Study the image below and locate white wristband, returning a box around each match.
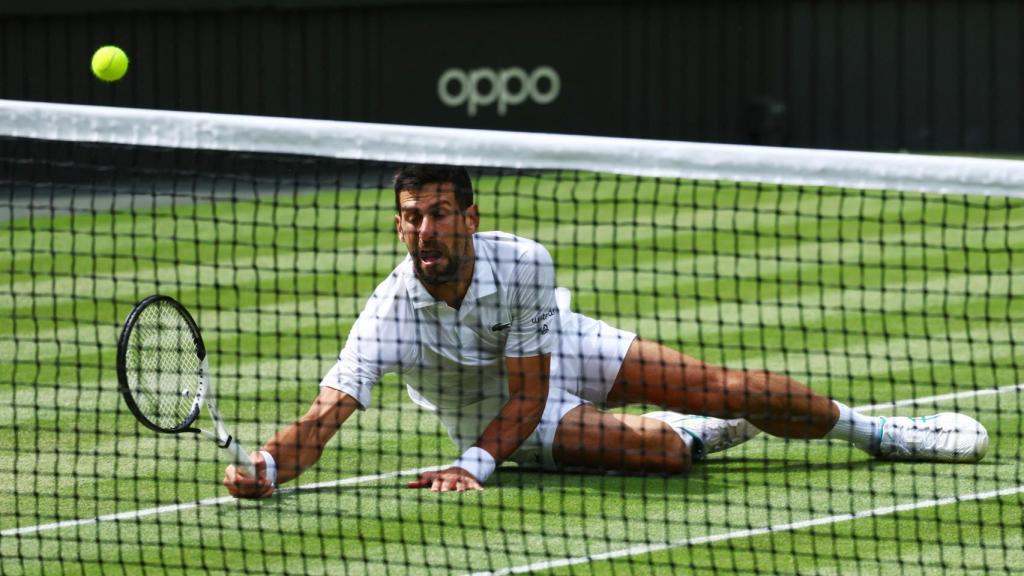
[260,450,278,487]
[452,447,497,483]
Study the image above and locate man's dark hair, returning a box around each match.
[393,164,474,212]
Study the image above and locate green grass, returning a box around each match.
[1,171,1023,574]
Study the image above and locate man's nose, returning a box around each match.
[418,215,438,239]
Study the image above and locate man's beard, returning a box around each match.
[414,254,460,285]
[412,244,465,286]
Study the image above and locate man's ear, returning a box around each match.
[395,213,405,242]
[465,205,480,234]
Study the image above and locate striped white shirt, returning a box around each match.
[320,232,559,417]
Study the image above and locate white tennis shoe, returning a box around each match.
[874,413,989,463]
[643,412,761,460]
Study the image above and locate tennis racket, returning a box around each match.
[117,294,257,477]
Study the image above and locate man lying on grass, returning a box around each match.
[225,164,988,497]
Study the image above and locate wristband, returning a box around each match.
[260,450,278,487]
[452,447,497,483]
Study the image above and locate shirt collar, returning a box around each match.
[400,258,436,309]
[467,246,497,302]
[400,235,496,310]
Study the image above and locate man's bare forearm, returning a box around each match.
[471,354,551,465]
[473,394,547,464]
[263,388,359,484]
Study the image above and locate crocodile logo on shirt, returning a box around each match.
[490,322,512,332]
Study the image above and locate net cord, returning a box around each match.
[2,98,1023,197]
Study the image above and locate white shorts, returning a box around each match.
[440,288,637,470]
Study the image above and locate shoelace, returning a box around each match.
[703,420,754,451]
[725,421,752,443]
[885,421,951,456]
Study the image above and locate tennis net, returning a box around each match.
[2,99,1023,575]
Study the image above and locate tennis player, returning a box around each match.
[224,165,989,497]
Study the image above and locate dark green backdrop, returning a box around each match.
[3,0,1019,152]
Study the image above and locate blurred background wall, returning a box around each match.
[2,0,1020,152]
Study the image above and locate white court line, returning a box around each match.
[3,381,1021,539]
[477,484,1024,576]
[0,464,442,538]
[855,382,1024,413]
[474,381,1024,575]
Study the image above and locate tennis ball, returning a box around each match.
[91,45,129,82]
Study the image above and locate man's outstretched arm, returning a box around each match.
[408,354,550,492]
[223,387,360,498]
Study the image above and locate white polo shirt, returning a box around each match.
[320,231,560,419]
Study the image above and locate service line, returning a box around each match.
[477,484,1024,575]
[474,381,1024,575]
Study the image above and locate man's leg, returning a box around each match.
[551,404,692,474]
[605,337,839,438]
[603,338,989,462]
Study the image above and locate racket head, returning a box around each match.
[117,295,208,434]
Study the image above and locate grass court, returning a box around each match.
[2,170,1022,574]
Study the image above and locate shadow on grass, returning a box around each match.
[268,466,727,500]
[479,455,885,496]
[266,452,998,504]
[700,456,882,475]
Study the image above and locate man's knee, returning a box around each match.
[627,419,694,475]
[552,407,693,475]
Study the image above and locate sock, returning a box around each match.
[675,428,696,454]
[825,402,882,453]
[669,424,704,461]
[645,412,704,461]
[678,429,705,461]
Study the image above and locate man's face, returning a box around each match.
[396,183,479,286]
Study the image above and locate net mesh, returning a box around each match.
[2,100,1023,575]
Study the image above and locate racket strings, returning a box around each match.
[126,302,203,431]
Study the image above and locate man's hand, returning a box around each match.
[223,452,275,499]
[406,467,483,492]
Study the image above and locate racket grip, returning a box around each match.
[224,437,258,479]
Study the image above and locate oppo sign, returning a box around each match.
[437,66,561,117]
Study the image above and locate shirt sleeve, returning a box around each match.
[504,241,559,358]
[319,292,403,410]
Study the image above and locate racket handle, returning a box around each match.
[224,437,258,479]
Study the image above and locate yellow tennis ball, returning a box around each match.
[91,45,129,82]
